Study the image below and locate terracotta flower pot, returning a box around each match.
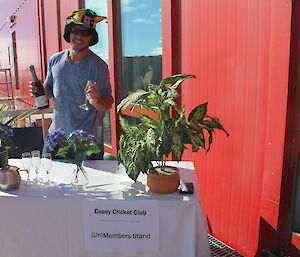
[147,166,180,194]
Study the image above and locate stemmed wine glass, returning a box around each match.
[79,80,95,111]
[31,150,42,184]
[41,153,53,186]
[21,152,32,184]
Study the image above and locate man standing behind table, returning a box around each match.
[29,9,113,159]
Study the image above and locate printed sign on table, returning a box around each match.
[83,199,159,251]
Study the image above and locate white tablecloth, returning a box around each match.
[0,160,211,257]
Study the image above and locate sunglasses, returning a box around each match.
[71,28,92,36]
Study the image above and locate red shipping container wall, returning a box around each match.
[166,0,292,256]
[0,0,41,107]
[0,0,296,256]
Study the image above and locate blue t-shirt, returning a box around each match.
[45,50,111,141]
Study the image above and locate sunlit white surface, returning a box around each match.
[0,160,211,257]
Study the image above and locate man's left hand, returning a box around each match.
[86,81,100,106]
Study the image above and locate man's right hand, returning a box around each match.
[29,81,37,96]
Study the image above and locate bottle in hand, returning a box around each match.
[29,65,49,109]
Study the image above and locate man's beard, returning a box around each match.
[70,40,89,52]
[72,46,88,52]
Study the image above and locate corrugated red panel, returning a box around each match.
[43,0,61,69]
[59,0,80,51]
[0,0,41,106]
[174,0,292,256]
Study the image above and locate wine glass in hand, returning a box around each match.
[42,153,53,186]
[79,80,94,111]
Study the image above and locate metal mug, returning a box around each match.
[0,166,28,191]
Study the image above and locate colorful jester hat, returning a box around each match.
[63,8,107,46]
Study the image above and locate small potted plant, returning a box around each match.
[0,103,36,191]
[117,74,229,194]
[0,103,35,169]
[46,128,100,189]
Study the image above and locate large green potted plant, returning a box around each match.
[117,74,229,193]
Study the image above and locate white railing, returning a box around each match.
[4,107,53,141]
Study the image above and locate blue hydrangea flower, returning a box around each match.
[0,124,13,139]
[87,134,96,142]
[46,128,100,164]
[67,129,96,145]
[72,130,85,136]
[46,128,66,151]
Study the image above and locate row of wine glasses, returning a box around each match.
[21,151,53,185]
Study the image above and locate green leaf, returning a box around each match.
[117,90,148,113]
[171,132,184,160]
[0,103,11,124]
[138,113,159,130]
[200,120,220,128]
[187,122,203,132]
[205,116,230,136]
[189,133,204,152]
[159,127,173,158]
[85,147,101,156]
[148,84,160,92]
[117,125,153,182]
[56,145,71,158]
[163,99,177,107]
[206,130,214,152]
[0,102,37,126]
[119,116,128,130]
[119,116,140,135]
[188,103,208,122]
[145,128,156,152]
[160,74,196,88]
[175,107,186,127]
[73,151,86,166]
[166,88,179,99]
[201,125,214,134]
[7,109,37,125]
[144,93,160,108]
[125,163,140,182]
[171,75,196,89]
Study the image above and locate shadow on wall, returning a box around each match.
[205,216,299,256]
[291,159,300,234]
[255,218,299,257]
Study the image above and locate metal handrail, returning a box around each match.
[0,68,14,99]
